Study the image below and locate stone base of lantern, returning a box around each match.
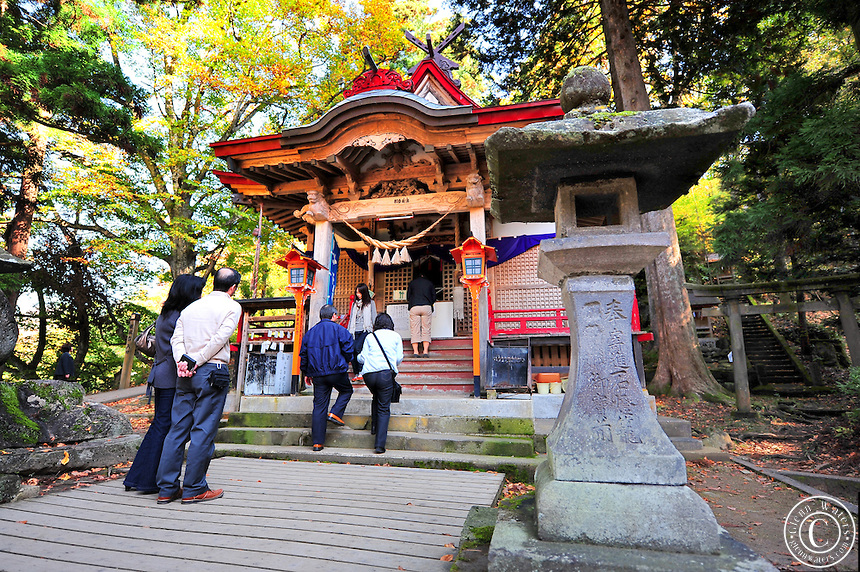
[534,460,721,554]
[489,492,778,572]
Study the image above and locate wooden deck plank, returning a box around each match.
[20,494,464,537]
[0,551,123,572]
[0,517,441,571]
[0,504,454,560]
[0,458,500,572]
[39,488,468,529]
[2,494,456,543]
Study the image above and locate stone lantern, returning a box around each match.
[484,68,773,570]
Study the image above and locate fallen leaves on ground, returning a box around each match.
[657,394,859,477]
[502,481,535,499]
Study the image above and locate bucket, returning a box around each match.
[535,382,550,394]
[549,382,563,394]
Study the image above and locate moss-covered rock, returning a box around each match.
[1,380,132,448]
[0,382,42,447]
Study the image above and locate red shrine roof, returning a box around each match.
[211,58,562,159]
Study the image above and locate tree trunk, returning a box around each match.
[3,127,46,309]
[598,0,650,112]
[642,207,724,396]
[599,1,720,396]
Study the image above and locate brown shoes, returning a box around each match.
[181,488,224,504]
[156,489,183,504]
[327,413,345,426]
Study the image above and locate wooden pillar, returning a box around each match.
[308,220,333,328]
[725,298,751,414]
[229,311,251,412]
[834,290,860,367]
[119,313,140,390]
[469,207,489,388]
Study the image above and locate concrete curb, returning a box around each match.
[731,456,858,515]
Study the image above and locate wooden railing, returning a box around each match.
[489,307,569,338]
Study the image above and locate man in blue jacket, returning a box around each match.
[299,304,354,451]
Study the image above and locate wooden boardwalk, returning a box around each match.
[0,457,504,571]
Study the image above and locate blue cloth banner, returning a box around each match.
[327,236,339,305]
[486,233,555,267]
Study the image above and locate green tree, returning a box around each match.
[42,0,408,278]
[714,64,860,281]
[0,0,151,309]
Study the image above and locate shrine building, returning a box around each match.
[211,37,590,396]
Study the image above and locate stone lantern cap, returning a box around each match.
[486,103,755,223]
[0,247,31,274]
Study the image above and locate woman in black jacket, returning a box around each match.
[124,274,205,493]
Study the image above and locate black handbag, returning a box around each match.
[371,332,402,403]
[134,323,156,357]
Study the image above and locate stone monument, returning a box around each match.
[484,68,776,570]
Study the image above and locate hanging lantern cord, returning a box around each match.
[343,206,455,251]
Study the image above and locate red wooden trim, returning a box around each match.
[410,59,478,107]
[488,302,652,340]
[210,133,281,157]
[473,100,564,125]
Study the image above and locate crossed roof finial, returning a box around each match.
[404,23,465,87]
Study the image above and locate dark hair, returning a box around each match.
[61,342,72,353]
[213,267,241,292]
[373,312,395,331]
[320,304,337,320]
[355,283,371,307]
[162,274,206,315]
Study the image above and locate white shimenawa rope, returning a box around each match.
[342,207,454,250]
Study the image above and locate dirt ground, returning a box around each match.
[688,459,858,571]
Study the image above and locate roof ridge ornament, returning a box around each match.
[344,47,414,98]
[405,23,465,87]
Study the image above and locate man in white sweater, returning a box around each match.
[156,268,242,505]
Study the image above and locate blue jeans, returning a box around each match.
[124,387,175,492]
[364,370,395,450]
[351,331,368,375]
[156,363,229,497]
[311,372,353,446]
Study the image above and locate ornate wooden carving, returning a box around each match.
[465,172,485,208]
[329,192,468,222]
[293,189,331,224]
[344,69,413,98]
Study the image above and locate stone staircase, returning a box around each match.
[741,315,808,391]
[218,410,536,457]
[366,337,474,392]
[215,394,721,480]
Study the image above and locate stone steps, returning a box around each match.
[740,315,806,388]
[216,426,537,457]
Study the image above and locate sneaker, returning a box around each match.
[351,375,363,383]
[181,488,224,504]
[327,413,345,426]
[156,489,183,504]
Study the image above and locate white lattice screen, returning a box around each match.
[490,246,564,330]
